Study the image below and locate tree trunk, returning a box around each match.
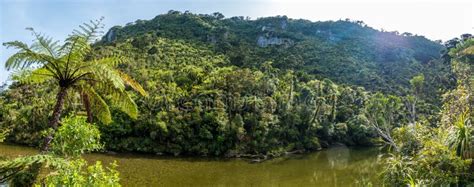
[40,87,68,153]
[286,78,293,111]
[330,95,337,122]
[310,100,322,125]
[81,91,93,123]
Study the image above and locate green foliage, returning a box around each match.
[365,93,405,150]
[0,12,459,160]
[89,36,385,156]
[1,11,472,186]
[2,34,394,156]
[40,159,120,187]
[392,123,427,156]
[101,11,451,99]
[2,18,147,127]
[0,129,8,142]
[381,36,474,186]
[446,112,472,159]
[0,154,120,187]
[0,114,120,186]
[409,74,424,95]
[51,116,103,157]
[0,154,64,185]
[382,154,415,186]
[441,38,473,160]
[0,82,55,145]
[382,127,472,186]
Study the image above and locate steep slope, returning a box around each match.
[100,11,452,96]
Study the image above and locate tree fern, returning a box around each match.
[3,18,148,151]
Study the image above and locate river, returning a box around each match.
[0,143,382,186]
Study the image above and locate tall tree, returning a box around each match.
[406,74,424,123]
[3,18,148,152]
[365,93,404,151]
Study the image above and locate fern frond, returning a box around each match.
[89,55,147,96]
[3,41,62,76]
[116,70,148,97]
[92,83,139,120]
[83,86,112,124]
[3,40,30,51]
[85,62,125,91]
[26,27,61,58]
[72,17,104,43]
[4,52,41,70]
[61,36,91,68]
[3,41,46,69]
[93,55,129,66]
[0,154,67,183]
[112,90,139,119]
[11,68,54,84]
[63,49,127,81]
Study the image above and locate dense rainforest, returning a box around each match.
[0,11,473,186]
[0,11,454,156]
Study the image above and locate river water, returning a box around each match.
[0,143,382,186]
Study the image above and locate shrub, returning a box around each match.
[40,159,120,187]
[51,116,103,157]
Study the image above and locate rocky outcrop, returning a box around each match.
[103,26,121,43]
[257,36,294,47]
[280,19,287,29]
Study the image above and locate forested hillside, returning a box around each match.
[100,11,452,96]
[0,11,458,157]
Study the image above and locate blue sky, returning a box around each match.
[1,0,473,83]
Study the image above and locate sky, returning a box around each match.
[0,0,473,83]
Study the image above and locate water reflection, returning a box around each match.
[326,145,350,169]
[0,143,381,186]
